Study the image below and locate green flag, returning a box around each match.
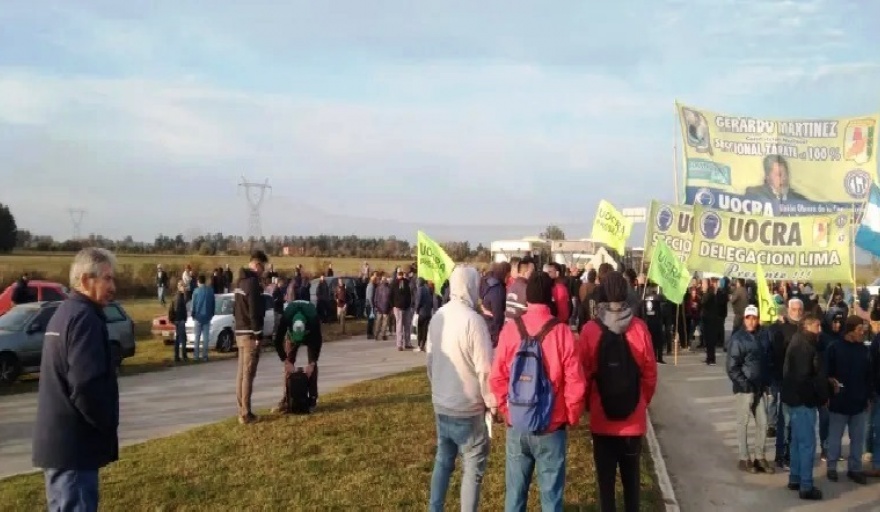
[417,230,456,295]
[648,238,690,304]
[756,262,778,324]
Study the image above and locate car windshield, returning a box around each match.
[217,297,233,315]
[0,307,36,331]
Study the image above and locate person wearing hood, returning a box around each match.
[578,271,657,512]
[781,315,828,500]
[824,316,872,485]
[414,278,434,352]
[817,308,845,460]
[490,271,586,511]
[480,263,508,348]
[232,250,268,425]
[726,305,775,475]
[426,266,496,512]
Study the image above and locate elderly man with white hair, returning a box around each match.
[768,297,804,470]
[32,247,120,512]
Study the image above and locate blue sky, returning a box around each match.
[1,0,879,244]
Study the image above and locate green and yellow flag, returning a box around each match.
[647,238,690,304]
[590,200,633,254]
[755,262,777,324]
[417,231,455,295]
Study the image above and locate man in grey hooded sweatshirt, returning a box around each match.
[426,266,496,512]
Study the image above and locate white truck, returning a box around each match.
[490,238,552,267]
[549,239,621,270]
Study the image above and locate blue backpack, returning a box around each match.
[508,317,560,434]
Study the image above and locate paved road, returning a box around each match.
[652,345,880,511]
[0,336,425,480]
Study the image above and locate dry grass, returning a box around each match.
[0,369,663,511]
[0,253,412,298]
[0,298,366,396]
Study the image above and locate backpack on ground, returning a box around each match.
[286,367,312,414]
[508,317,560,434]
[594,320,641,420]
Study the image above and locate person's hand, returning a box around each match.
[830,378,841,394]
[284,360,295,374]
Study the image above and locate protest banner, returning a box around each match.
[687,205,853,282]
[417,231,455,295]
[645,200,694,263]
[590,200,632,254]
[677,102,878,216]
[647,238,690,304]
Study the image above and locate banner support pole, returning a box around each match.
[672,102,682,365]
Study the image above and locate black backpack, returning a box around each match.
[594,320,641,420]
[287,369,312,414]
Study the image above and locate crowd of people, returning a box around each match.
[25,245,880,511]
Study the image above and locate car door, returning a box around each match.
[103,303,135,352]
[20,306,57,367]
[262,294,274,336]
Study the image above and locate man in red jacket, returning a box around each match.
[490,271,586,511]
[548,262,571,324]
[579,271,658,512]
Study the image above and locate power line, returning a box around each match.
[238,176,272,242]
[67,208,87,240]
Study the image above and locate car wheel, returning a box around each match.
[216,330,234,353]
[0,353,22,385]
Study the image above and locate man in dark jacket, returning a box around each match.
[11,273,33,305]
[769,298,803,467]
[33,248,119,512]
[481,263,507,347]
[233,250,268,424]
[643,283,667,364]
[817,309,844,460]
[701,278,723,366]
[726,305,774,474]
[415,278,434,351]
[505,257,535,320]
[824,316,872,484]
[867,331,880,478]
[390,269,413,350]
[272,299,322,413]
[781,315,827,500]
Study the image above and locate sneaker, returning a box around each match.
[847,471,867,485]
[756,459,775,474]
[820,449,828,461]
[827,470,838,482]
[787,483,800,491]
[799,488,823,500]
[413,347,422,352]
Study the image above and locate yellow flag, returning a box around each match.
[590,200,633,254]
[756,263,777,324]
[417,231,456,295]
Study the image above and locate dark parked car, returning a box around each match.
[310,277,358,321]
[0,301,136,384]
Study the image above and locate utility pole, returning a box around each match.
[238,177,271,243]
[68,208,87,241]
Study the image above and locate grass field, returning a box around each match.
[0,253,414,298]
[0,369,663,510]
[0,298,366,396]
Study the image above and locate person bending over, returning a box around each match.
[272,299,323,413]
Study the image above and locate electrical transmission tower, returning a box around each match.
[238,177,271,241]
[68,208,87,240]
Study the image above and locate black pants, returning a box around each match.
[365,304,375,338]
[704,321,721,364]
[417,313,431,350]
[593,434,642,512]
[648,325,665,362]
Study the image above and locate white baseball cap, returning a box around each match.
[744,305,759,318]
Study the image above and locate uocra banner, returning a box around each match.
[677,102,878,217]
[687,205,853,282]
[645,200,693,263]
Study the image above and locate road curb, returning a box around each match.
[646,410,680,512]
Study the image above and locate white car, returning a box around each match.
[866,278,880,298]
[184,293,276,353]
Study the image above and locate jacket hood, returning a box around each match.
[597,302,633,334]
[449,266,479,308]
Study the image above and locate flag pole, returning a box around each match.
[852,205,858,292]
[673,102,682,366]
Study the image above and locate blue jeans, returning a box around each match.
[788,406,817,491]
[44,468,99,512]
[429,413,490,512]
[194,321,210,361]
[770,389,791,461]
[157,286,165,305]
[174,321,187,361]
[827,411,867,473]
[872,400,880,470]
[819,405,830,452]
[505,428,567,512]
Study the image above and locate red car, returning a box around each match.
[151,313,176,344]
[0,280,69,316]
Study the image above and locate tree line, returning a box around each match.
[2,203,491,261]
